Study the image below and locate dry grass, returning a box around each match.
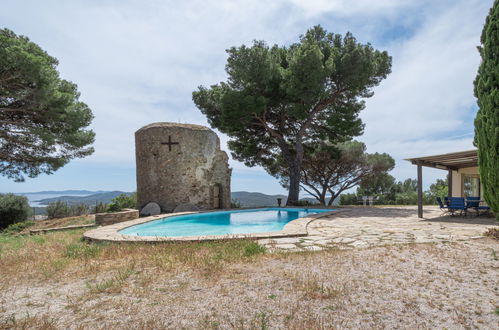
[20,215,95,233]
[485,227,499,240]
[0,229,266,285]
[0,229,498,329]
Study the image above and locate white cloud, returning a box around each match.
[289,0,414,18]
[358,0,490,186]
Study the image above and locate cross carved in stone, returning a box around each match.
[161,135,179,151]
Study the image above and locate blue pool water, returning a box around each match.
[119,208,333,237]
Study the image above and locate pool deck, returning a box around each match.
[258,206,498,251]
[83,206,497,250]
[82,209,339,242]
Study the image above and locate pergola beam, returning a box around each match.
[410,160,458,171]
[406,150,478,170]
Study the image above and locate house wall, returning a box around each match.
[451,166,480,197]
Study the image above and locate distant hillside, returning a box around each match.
[22,190,107,195]
[231,191,338,207]
[231,191,288,207]
[30,190,335,208]
[35,191,131,205]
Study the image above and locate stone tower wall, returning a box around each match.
[135,122,231,212]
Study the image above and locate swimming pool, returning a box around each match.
[119,208,333,237]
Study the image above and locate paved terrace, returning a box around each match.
[258,206,498,251]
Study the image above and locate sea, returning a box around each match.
[16,193,91,207]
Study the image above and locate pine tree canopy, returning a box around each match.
[193,25,391,204]
[0,29,95,182]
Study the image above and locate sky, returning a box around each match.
[0,0,493,194]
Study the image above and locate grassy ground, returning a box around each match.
[0,226,498,329]
[20,215,96,233]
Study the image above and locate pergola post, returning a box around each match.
[448,169,453,197]
[417,163,423,218]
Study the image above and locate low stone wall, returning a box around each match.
[95,209,139,226]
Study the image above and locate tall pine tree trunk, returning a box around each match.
[319,186,328,206]
[287,162,301,206]
[284,142,304,206]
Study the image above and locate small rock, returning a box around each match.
[140,202,161,216]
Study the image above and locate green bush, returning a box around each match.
[93,202,108,214]
[231,199,241,208]
[46,201,92,219]
[46,201,70,219]
[70,203,90,216]
[107,193,137,212]
[1,221,35,234]
[0,193,31,229]
[340,193,358,205]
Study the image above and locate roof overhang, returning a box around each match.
[405,149,478,171]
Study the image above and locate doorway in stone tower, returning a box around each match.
[211,183,223,209]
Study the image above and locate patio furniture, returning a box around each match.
[466,196,491,216]
[448,197,467,216]
[477,204,491,216]
[466,196,480,216]
[436,197,450,215]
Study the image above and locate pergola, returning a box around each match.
[405,149,478,218]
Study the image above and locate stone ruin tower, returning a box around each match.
[135,122,231,213]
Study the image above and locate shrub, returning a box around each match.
[107,193,137,212]
[0,193,31,229]
[394,191,418,205]
[1,221,35,234]
[340,193,358,205]
[46,201,70,219]
[70,203,90,216]
[231,199,241,208]
[92,202,108,214]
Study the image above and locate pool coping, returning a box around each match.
[82,208,340,243]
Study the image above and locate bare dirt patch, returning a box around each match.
[19,215,95,234]
[0,233,497,329]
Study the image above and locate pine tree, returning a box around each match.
[474,0,499,218]
[193,26,391,205]
[0,29,95,182]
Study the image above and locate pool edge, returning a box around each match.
[82,208,341,243]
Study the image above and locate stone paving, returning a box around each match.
[258,206,498,251]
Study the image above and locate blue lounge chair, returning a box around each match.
[466,196,490,216]
[436,197,450,215]
[448,197,467,216]
[477,205,491,215]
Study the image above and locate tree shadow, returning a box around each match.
[339,206,419,218]
[421,213,498,226]
[340,206,498,225]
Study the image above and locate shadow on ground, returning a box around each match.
[422,214,497,225]
[340,206,497,225]
[338,207,418,218]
